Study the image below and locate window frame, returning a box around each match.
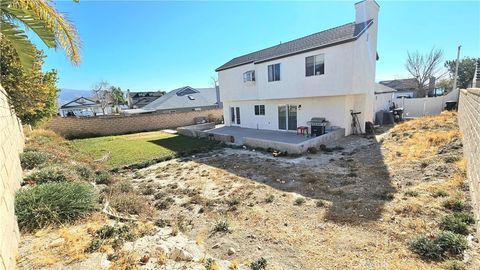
[254,105,265,116]
[305,54,325,77]
[243,70,255,82]
[268,63,281,82]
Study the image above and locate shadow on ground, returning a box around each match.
[193,136,395,224]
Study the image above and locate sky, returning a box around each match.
[33,0,480,92]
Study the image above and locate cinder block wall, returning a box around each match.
[0,86,24,270]
[44,109,223,138]
[458,88,480,237]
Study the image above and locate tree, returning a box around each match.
[0,39,59,125]
[405,48,443,97]
[444,57,479,89]
[91,81,112,115]
[0,0,81,72]
[110,86,126,106]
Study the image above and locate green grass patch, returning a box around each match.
[71,131,221,168]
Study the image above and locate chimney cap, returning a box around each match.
[355,0,380,8]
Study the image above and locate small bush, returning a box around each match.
[20,150,50,170]
[294,197,306,205]
[213,220,231,233]
[28,165,76,183]
[250,257,267,270]
[404,190,419,197]
[86,239,102,252]
[432,190,449,198]
[141,185,155,195]
[445,261,466,270]
[15,182,97,231]
[440,214,470,235]
[72,164,93,180]
[443,199,465,212]
[94,170,111,185]
[409,232,467,261]
[316,200,327,207]
[226,197,240,207]
[265,194,274,203]
[110,192,151,215]
[155,197,174,210]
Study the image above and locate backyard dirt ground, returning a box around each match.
[17,112,479,270]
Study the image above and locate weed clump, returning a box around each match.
[294,197,306,205]
[15,182,97,231]
[74,164,94,180]
[20,150,50,170]
[404,190,419,197]
[250,257,267,270]
[265,194,274,203]
[443,199,466,212]
[409,231,467,261]
[28,165,75,183]
[440,212,474,235]
[214,220,231,233]
[432,190,449,198]
[94,170,111,184]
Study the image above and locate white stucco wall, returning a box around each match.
[217,0,379,135]
[375,92,394,112]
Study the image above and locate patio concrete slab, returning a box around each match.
[206,126,323,145]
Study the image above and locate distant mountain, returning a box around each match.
[58,88,92,106]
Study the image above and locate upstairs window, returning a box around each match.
[254,105,265,115]
[243,70,255,82]
[306,54,325,76]
[268,63,281,82]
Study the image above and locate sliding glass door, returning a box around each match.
[278,105,297,131]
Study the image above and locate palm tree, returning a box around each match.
[0,0,81,71]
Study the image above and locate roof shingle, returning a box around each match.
[215,20,373,71]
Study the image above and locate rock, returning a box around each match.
[227,247,236,255]
[140,254,150,264]
[48,237,65,248]
[170,247,193,261]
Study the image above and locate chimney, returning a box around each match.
[355,0,379,24]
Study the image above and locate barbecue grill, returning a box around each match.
[307,117,329,136]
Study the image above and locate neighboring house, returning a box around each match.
[59,96,113,117]
[379,78,418,98]
[374,83,397,112]
[127,91,165,109]
[215,0,379,135]
[379,77,442,98]
[123,86,220,115]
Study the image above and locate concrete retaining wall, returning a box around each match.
[458,88,480,237]
[0,86,24,270]
[177,123,234,143]
[244,128,345,154]
[44,109,223,139]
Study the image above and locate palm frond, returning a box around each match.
[11,0,81,65]
[0,20,36,71]
[2,6,56,48]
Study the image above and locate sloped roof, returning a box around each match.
[374,83,397,94]
[215,20,373,71]
[379,78,417,91]
[141,86,217,111]
[60,97,98,109]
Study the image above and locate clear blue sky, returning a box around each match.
[34,0,480,92]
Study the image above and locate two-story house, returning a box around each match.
[216,0,379,135]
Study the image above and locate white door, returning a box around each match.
[230,107,241,126]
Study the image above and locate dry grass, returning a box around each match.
[107,251,139,270]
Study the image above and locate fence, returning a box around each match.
[458,88,480,237]
[43,108,223,139]
[400,89,458,118]
[0,86,24,270]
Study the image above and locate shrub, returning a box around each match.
[443,199,465,212]
[15,182,97,231]
[141,185,155,195]
[155,197,174,210]
[265,194,274,203]
[440,215,469,235]
[445,261,466,270]
[74,164,94,180]
[20,150,50,170]
[409,232,467,261]
[404,190,419,197]
[94,170,111,185]
[250,257,267,270]
[213,220,231,233]
[110,192,151,216]
[28,165,76,183]
[294,197,306,205]
[432,190,449,198]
